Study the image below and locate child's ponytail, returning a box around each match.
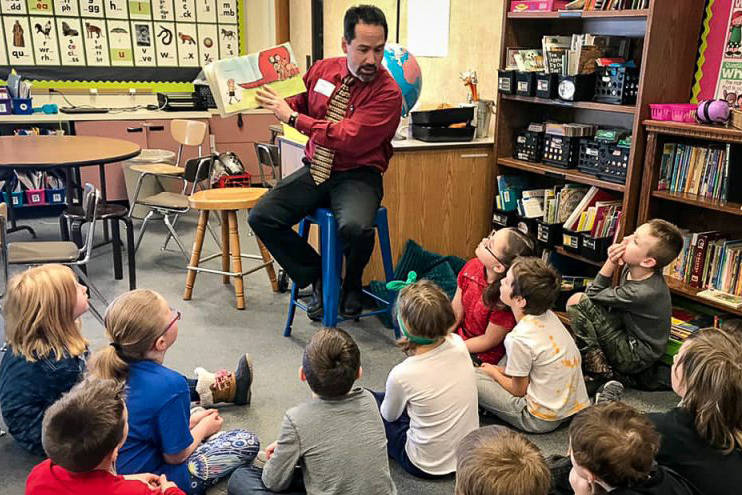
[88,289,169,382]
[483,228,535,308]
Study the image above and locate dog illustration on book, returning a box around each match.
[238,45,300,90]
[179,32,196,44]
[85,23,102,39]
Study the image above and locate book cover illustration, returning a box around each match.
[204,43,305,116]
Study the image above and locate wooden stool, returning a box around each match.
[183,188,278,309]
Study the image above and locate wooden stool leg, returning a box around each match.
[256,236,279,292]
[227,210,245,310]
[221,210,230,284]
[183,210,209,301]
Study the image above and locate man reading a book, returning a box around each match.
[251,5,402,320]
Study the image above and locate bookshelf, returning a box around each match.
[637,119,742,319]
[492,0,705,272]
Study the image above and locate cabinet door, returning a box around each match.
[364,147,495,283]
[209,113,277,143]
[74,120,147,201]
[144,119,210,164]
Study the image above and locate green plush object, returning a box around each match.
[369,240,466,328]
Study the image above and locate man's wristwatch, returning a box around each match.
[287,111,299,128]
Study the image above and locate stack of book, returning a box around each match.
[656,143,731,200]
[670,317,700,342]
[517,189,548,218]
[575,200,622,237]
[562,186,618,232]
[666,230,742,296]
[543,184,588,224]
[495,175,529,212]
[541,34,631,76]
[587,0,649,9]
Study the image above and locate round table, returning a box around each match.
[0,135,141,236]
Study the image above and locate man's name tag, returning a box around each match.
[314,79,336,97]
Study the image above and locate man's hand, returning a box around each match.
[123,473,160,488]
[265,441,278,460]
[255,86,293,123]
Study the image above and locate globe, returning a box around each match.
[382,44,422,117]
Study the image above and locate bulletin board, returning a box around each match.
[0,0,245,90]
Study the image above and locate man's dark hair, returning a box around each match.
[42,377,126,472]
[344,5,388,42]
[302,327,361,398]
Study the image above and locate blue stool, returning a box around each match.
[284,207,399,337]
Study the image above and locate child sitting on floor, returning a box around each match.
[26,376,185,495]
[455,425,549,495]
[452,227,534,365]
[376,278,479,479]
[566,219,683,389]
[647,328,742,495]
[88,289,259,495]
[227,327,396,495]
[568,402,693,495]
[0,264,89,456]
[477,257,589,433]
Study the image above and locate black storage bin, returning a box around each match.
[577,139,601,175]
[516,71,537,97]
[410,107,474,126]
[536,73,558,99]
[516,216,539,238]
[537,220,563,247]
[492,208,517,228]
[498,70,516,95]
[557,73,596,102]
[411,125,475,142]
[594,66,640,105]
[514,128,544,162]
[194,84,217,108]
[562,228,581,253]
[597,144,630,184]
[580,234,612,261]
[543,134,580,168]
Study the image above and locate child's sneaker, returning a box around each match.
[594,380,624,405]
[195,353,254,406]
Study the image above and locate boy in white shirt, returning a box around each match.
[477,257,589,433]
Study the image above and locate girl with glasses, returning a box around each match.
[88,289,259,494]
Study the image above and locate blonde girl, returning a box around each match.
[451,227,534,365]
[647,328,742,495]
[0,264,89,456]
[374,278,478,479]
[88,289,259,495]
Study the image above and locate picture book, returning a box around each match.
[692,0,742,106]
[204,43,306,117]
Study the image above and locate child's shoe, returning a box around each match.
[594,380,624,404]
[195,353,254,406]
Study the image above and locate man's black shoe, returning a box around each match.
[307,278,323,321]
[340,287,363,318]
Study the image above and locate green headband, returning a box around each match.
[386,272,436,346]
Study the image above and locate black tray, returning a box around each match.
[411,125,475,142]
[410,107,474,126]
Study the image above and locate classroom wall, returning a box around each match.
[289,0,313,71]
[321,0,503,110]
[246,0,277,52]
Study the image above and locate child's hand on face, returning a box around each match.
[607,242,626,266]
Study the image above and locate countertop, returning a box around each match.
[392,136,494,150]
[0,108,273,123]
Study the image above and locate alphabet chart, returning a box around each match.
[0,0,239,70]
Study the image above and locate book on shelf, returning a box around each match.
[696,288,742,310]
[517,189,546,218]
[496,175,529,212]
[666,231,742,296]
[562,187,617,231]
[657,142,730,200]
[203,43,306,117]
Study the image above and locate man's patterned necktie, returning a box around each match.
[309,75,355,185]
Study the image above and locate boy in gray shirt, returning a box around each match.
[566,219,683,390]
[227,328,396,495]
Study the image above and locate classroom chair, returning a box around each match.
[0,185,107,323]
[253,142,281,188]
[283,207,398,336]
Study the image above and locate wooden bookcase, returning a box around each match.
[492,0,704,270]
[637,120,742,319]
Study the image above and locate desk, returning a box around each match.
[0,135,141,236]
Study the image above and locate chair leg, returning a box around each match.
[71,222,87,276]
[87,299,105,325]
[161,213,180,252]
[128,173,146,218]
[121,216,137,289]
[206,221,222,250]
[184,210,209,301]
[59,214,70,241]
[73,265,108,306]
[111,218,123,280]
[163,215,189,261]
[135,210,155,253]
[320,214,340,328]
[221,210,230,284]
[256,236,279,292]
[227,210,245,310]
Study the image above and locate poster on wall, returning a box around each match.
[693,0,742,106]
[0,0,243,84]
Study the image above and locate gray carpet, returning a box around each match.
[0,212,680,495]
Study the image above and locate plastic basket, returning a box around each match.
[217,173,252,188]
[3,191,24,207]
[649,103,696,123]
[46,187,66,204]
[25,188,47,206]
